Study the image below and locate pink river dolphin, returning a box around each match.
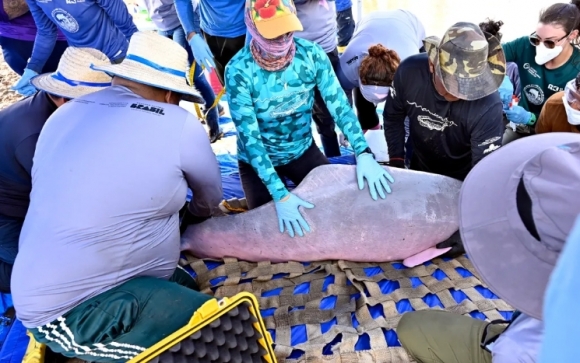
[181,164,462,263]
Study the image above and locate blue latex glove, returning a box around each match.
[498,75,513,109]
[356,153,395,200]
[274,193,314,238]
[11,68,38,96]
[188,34,216,69]
[505,105,532,125]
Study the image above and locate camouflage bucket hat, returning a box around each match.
[423,22,506,101]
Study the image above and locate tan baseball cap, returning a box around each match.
[247,0,303,39]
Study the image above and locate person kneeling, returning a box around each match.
[397,132,580,363]
[11,32,223,363]
[225,0,394,238]
[0,47,112,293]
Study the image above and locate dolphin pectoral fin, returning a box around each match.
[402,246,452,268]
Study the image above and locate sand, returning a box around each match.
[0,53,23,110]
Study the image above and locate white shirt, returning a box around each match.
[489,313,544,363]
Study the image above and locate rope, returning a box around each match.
[180,255,514,363]
[188,62,226,123]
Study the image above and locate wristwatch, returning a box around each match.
[358,147,375,158]
[527,112,537,126]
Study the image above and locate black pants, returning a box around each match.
[336,7,355,47]
[238,142,330,209]
[0,37,68,76]
[313,48,341,158]
[353,87,381,130]
[0,215,24,293]
[202,32,246,85]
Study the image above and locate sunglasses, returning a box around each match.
[529,31,570,49]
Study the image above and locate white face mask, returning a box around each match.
[562,96,580,125]
[563,79,580,125]
[535,42,563,65]
[359,83,390,105]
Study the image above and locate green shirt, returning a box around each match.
[503,36,580,118]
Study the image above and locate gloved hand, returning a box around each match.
[498,75,513,109]
[11,68,38,96]
[356,153,394,200]
[275,193,314,238]
[505,105,532,125]
[188,33,216,69]
[435,230,465,259]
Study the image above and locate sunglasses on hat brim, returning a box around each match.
[529,31,570,49]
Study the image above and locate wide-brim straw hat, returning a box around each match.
[31,47,112,99]
[92,31,201,98]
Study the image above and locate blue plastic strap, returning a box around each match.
[51,72,111,87]
[125,54,186,78]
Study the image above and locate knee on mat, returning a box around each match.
[397,311,432,348]
[397,312,418,344]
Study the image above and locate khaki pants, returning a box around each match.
[397,310,507,363]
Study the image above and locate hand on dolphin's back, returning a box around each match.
[275,193,315,238]
[356,153,395,200]
[275,155,395,238]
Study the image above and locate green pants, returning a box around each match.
[397,310,507,363]
[30,268,213,363]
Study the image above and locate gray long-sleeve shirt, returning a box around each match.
[337,9,426,91]
[12,86,223,328]
[294,0,337,54]
[142,0,181,31]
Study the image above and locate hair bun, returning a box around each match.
[368,44,389,58]
[572,0,580,10]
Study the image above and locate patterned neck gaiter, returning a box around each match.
[244,7,296,72]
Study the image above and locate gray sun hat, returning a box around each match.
[460,132,580,320]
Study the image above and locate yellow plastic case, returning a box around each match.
[128,291,277,363]
[22,331,46,363]
[22,292,276,363]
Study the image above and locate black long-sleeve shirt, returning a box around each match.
[384,53,504,181]
[0,91,56,218]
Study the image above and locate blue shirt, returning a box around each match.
[26,0,138,72]
[539,215,580,362]
[174,0,244,38]
[335,0,351,12]
[225,38,368,201]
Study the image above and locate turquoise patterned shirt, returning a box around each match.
[225,37,368,201]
